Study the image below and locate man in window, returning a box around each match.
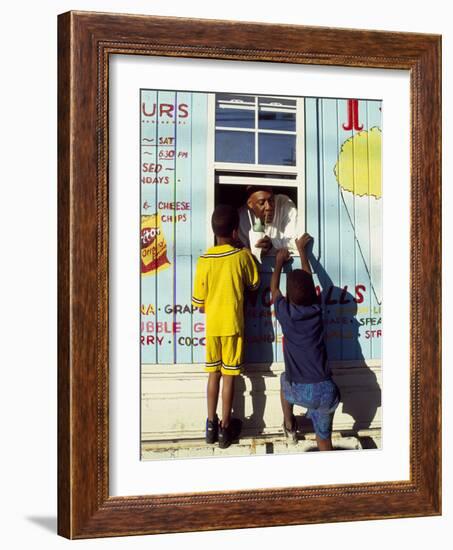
[238,186,298,260]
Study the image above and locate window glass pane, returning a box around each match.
[259,111,296,131]
[216,131,255,163]
[216,94,255,129]
[216,107,255,128]
[258,98,296,131]
[258,133,296,166]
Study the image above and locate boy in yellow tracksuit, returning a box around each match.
[192,204,259,448]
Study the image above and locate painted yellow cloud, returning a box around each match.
[334,126,382,199]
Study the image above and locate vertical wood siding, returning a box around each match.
[141,91,209,365]
[141,92,382,364]
[305,98,382,361]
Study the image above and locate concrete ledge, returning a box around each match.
[141,429,381,460]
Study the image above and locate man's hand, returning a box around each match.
[275,247,291,266]
[295,233,313,255]
[255,235,272,254]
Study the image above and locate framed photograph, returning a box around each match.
[139,86,382,459]
[58,11,441,538]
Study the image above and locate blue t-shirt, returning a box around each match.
[274,294,331,384]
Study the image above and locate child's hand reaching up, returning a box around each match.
[276,247,291,266]
[271,248,290,301]
[295,233,313,254]
[295,233,313,273]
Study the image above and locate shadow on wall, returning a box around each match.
[234,275,276,436]
[307,251,382,437]
[233,363,275,436]
[229,250,381,442]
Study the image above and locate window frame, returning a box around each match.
[207,93,305,245]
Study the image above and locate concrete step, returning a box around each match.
[142,430,381,460]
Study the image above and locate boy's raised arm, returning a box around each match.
[295,233,313,274]
[270,248,290,302]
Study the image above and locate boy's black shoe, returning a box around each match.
[205,415,219,444]
[218,418,242,449]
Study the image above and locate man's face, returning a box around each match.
[247,190,275,224]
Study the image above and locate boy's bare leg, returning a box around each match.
[280,387,295,430]
[316,435,333,451]
[221,374,235,428]
[207,371,221,421]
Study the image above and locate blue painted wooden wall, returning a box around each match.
[141,91,208,364]
[140,92,382,364]
[305,98,382,361]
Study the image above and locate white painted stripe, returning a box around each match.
[222,363,242,370]
[214,162,297,174]
[217,175,297,187]
[201,249,241,258]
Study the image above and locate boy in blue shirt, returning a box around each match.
[270,233,340,451]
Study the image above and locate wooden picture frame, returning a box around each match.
[58,11,441,538]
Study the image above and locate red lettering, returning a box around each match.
[142,163,163,173]
[142,102,189,119]
[325,285,338,305]
[364,329,382,340]
[142,102,156,117]
[354,284,366,304]
[178,103,189,118]
[160,103,174,117]
[342,99,364,131]
[157,201,191,211]
[339,285,351,304]
[141,322,181,333]
[194,323,204,333]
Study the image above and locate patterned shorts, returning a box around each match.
[281,372,340,439]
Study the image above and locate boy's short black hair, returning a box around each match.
[286,269,318,306]
[211,204,239,238]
